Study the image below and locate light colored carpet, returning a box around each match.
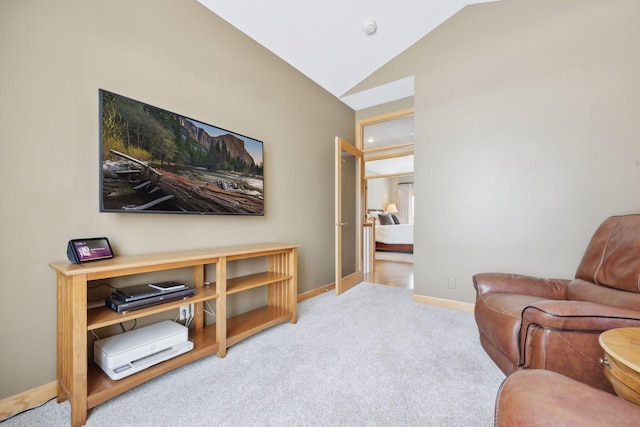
[5,282,504,426]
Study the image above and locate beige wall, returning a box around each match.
[0,0,354,399]
[355,97,414,122]
[366,177,390,211]
[355,0,640,302]
[366,176,415,214]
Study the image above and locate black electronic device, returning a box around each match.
[67,237,114,263]
[106,287,195,313]
[114,282,187,302]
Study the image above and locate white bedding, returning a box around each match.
[375,224,414,245]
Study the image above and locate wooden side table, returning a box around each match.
[599,328,640,405]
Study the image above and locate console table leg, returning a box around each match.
[70,398,87,427]
[290,248,298,323]
[69,275,87,427]
[216,257,227,357]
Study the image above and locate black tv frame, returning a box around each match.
[99,89,264,216]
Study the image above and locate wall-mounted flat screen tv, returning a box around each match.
[99,89,264,216]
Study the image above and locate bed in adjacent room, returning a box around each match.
[369,210,414,253]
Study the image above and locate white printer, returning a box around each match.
[94,320,193,380]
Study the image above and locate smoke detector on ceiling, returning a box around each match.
[363,20,377,36]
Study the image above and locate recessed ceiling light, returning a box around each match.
[363,20,377,36]
[367,138,375,143]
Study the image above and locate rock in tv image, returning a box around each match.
[99,89,264,216]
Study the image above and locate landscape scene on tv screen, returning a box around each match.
[100,90,264,215]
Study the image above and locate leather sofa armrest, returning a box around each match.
[519,301,640,373]
[473,273,570,299]
[521,300,640,331]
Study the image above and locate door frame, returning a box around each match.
[357,108,415,213]
[356,108,414,150]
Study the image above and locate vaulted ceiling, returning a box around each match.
[197,0,499,109]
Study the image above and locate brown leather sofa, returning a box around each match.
[474,214,640,392]
[495,370,640,426]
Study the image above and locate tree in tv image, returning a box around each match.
[100,90,264,215]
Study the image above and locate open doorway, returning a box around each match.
[358,109,414,289]
[364,176,414,289]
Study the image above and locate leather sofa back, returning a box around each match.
[575,215,640,293]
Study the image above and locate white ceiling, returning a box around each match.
[197,0,498,109]
[363,115,415,149]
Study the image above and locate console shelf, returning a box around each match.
[50,242,299,427]
[86,324,219,409]
[87,286,218,330]
[227,271,292,294]
[227,306,292,347]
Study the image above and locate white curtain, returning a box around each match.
[397,183,414,224]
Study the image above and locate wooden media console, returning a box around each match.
[50,243,299,427]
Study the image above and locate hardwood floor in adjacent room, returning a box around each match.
[364,254,414,289]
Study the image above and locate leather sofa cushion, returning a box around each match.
[568,279,640,311]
